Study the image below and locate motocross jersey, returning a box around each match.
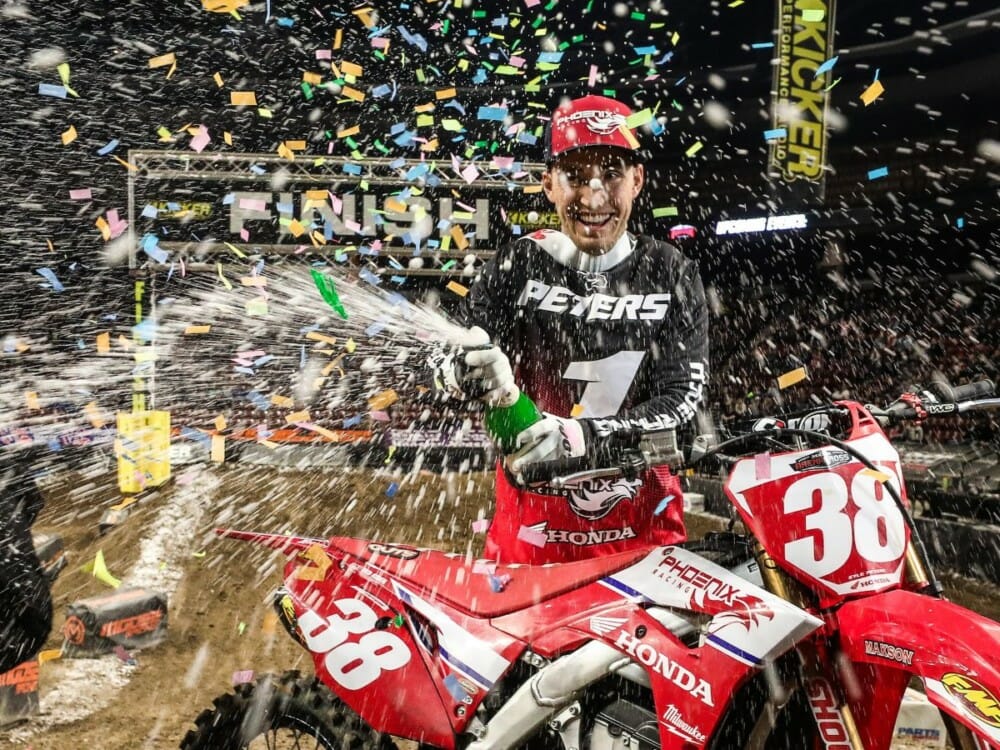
[465,229,710,564]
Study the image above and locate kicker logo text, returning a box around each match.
[517,280,671,321]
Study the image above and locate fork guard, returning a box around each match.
[837,588,1000,747]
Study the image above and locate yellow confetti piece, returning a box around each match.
[306,331,338,346]
[25,391,40,410]
[523,184,543,194]
[295,543,333,581]
[211,434,226,463]
[436,87,457,99]
[216,262,232,290]
[860,468,892,484]
[223,131,233,145]
[277,143,295,160]
[860,79,885,106]
[184,325,211,335]
[214,414,227,432]
[84,401,105,428]
[223,241,247,258]
[351,7,374,28]
[671,31,680,46]
[96,331,111,353]
[385,196,408,214]
[202,0,249,11]
[777,367,808,389]
[285,140,307,151]
[95,216,111,241]
[148,52,176,69]
[271,394,294,408]
[337,124,360,138]
[345,338,357,353]
[450,224,470,250]
[245,298,268,316]
[341,61,363,77]
[285,409,312,424]
[61,125,77,145]
[303,71,323,85]
[230,91,257,106]
[619,125,640,149]
[446,280,469,297]
[728,0,744,5]
[570,404,584,418]
[341,86,365,102]
[46,239,55,252]
[213,72,224,87]
[38,649,62,664]
[368,389,399,411]
[112,155,138,171]
[685,141,704,157]
[333,28,343,49]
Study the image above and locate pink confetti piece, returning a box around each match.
[240,228,250,241]
[371,37,389,49]
[369,410,390,421]
[508,55,526,68]
[232,669,254,685]
[471,518,491,534]
[69,188,93,200]
[189,125,211,153]
[755,452,771,480]
[460,163,480,184]
[472,560,496,574]
[517,525,547,548]
[492,156,514,170]
[588,64,599,87]
[239,198,267,212]
[524,0,541,6]
[315,49,332,60]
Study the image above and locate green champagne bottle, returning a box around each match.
[483,388,542,454]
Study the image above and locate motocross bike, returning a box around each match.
[182,380,1000,750]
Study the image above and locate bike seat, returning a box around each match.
[327,536,651,618]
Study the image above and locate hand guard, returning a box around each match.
[507,413,588,477]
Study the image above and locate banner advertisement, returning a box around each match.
[768,0,838,206]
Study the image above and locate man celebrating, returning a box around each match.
[449,94,709,564]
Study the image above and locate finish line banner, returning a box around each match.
[768,0,838,205]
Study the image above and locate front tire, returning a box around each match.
[180,670,393,750]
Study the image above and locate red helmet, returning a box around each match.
[544,95,641,164]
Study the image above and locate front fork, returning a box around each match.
[753,542,988,750]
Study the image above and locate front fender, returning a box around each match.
[838,589,1000,747]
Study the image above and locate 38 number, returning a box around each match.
[298,598,410,690]
[782,470,906,578]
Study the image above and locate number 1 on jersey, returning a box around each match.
[563,351,645,418]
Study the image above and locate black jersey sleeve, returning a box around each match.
[463,240,526,354]
[588,253,709,438]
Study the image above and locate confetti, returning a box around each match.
[36,267,65,292]
[777,367,808,389]
[653,496,675,516]
[517,525,547,548]
[813,55,839,78]
[860,79,885,106]
[230,91,258,106]
[652,206,679,218]
[763,128,788,141]
[446,281,469,297]
[867,166,889,181]
[61,125,77,145]
[685,141,704,157]
[754,452,771,481]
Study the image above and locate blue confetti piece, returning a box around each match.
[443,674,468,701]
[632,46,658,56]
[372,84,392,98]
[254,354,275,367]
[276,201,294,214]
[386,482,399,498]
[472,68,488,85]
[867,166,888,180]
[342,163,363,176]
[132,319,157,341]
[956,217,964,229]
[763,128,787,141]
[537,51,564,63]
[47,439,63,452]
[249,164,267,175]
[813,55,839,78]
[246,390,270,410]
[334,252,348,263]
[343,415,362,428]
[478,106,508,121]
[391,275,407,284]
[751,42,774,49]
[517,132,537,145]
[97,138,120,156]
[358,267,381,286]
[181,427,212,446]
[222,193,235,205]
[653,495,675,516]
[233,366,256,375]
[276,16,294,26]
[38,83,67,98]
[36,267,65,292]
[397,25,428,52]
[141,204,159,218]
[365,321,387,337]
[874,68,880,81]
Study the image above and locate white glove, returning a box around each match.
[507,413,587,476]
[428,326,516,405]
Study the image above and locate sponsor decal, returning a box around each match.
[62,615,86,645]
[517,279,672,322]
[561,108,627,135]
[806,677,852,750]
[662,704,707,744]
[367,542,420,560]
[149,200,212,219]
[715,213,808,235]
[527,522,638,547]
[614,630,714,706]
[0,661,39,695]
[925,402,957,415]
[791,448,851,472]
[896,726,941,741]
[654,548,776,629]
[506,210,560,229]
[565,476,642,521]
[99,609,164,639]
[787,410,832,433]
[589,615,629,636]
[941,673,1000,729]
[752,416,786,431]
[864,640,914,666]
[849,575,894,591]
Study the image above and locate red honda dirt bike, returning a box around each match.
[183,380,1000,750]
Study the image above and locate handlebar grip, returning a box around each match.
[514,456,588,486]
[947,379,995,402]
